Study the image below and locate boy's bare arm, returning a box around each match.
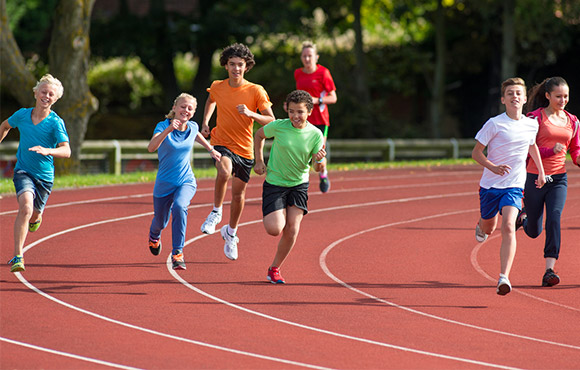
[0,120,12,142]
[237,105,275,126]
[528,143,546,188]
[201,96,216,137]
[253,128,267,175]
[472,141,511,176]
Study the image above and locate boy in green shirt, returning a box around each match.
[254,90,326,284]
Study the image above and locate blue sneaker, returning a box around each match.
[8,255,25,273]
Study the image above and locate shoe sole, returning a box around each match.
[542,276,560,287]
[497,283,511,295]
[172,265,187,270]
[267,276,285,284]
[11,265,25,273]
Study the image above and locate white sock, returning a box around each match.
[213,206,222,213]
[227,225,237,236]
[499,273,508,279]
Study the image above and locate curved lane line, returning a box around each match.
[14,189,578,369]
[167,252,522,370]
[11,273,333,369]
[0,337,142,370]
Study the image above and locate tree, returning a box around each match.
[1,0,98,172]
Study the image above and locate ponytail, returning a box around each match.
[526,77,568,114]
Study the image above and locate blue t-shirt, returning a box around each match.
[8,108,69,183]
[153,119,197,197]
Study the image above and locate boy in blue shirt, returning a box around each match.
[0,74,71,272]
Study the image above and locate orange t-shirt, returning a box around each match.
[208,79,272,159]
[527,109,574,175]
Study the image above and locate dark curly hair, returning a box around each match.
[286,90,313,111]
[219,43,256,71]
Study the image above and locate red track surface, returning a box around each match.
[1,164,579,369]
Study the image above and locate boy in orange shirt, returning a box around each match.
[200,43,275,261]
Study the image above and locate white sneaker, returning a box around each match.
[497,276,512,296]
[475,224,488,243]
[201,210,222,234]
[221,225,239,260]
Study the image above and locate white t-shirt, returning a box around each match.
[475,112,538,189]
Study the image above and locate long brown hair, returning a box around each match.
[526,77,568,113]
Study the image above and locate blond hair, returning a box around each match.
[166,93,196,119]
[301,41,317,54]
[33,74,64,99]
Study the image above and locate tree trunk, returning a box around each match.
[0,0,36,107]
[48,0,99,173]
[501,0,516,81]
[352,0,372,136]
[430,0,446,139]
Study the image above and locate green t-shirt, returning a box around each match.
[263,119,323,187]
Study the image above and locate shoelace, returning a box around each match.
[172,253,184,262]
[8,256,22,264]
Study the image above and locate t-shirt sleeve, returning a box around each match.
[154,120,168,135]
[262,119,280,139]
[255,85,273,112]
[474,119,495,146]
[7,108,27,128]
[54,116,69,144]
[323,68,336,92]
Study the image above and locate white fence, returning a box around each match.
[1,138,475,176]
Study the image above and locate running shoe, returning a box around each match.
[475,223,488,242]
[319,174,330,193]
[201,210,222,234]
[515,208,526,231]
[8,255,25,273]
[221,225,239,261]
[496,276,512,295]
[149,238,161,256]
[267,266,285,284]
[542,268,560,287]
[171,252,186,270]
[29,217,42,233]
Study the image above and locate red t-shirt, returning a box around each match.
[294,65,336,127]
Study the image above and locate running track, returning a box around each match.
[1,164,579,369]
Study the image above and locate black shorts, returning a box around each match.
[213,145,254,183]
[262,181,309,217]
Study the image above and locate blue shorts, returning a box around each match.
[13,170,53,213]
[479,187,523,220]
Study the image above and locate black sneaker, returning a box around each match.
[172,252,186,270]
[542,268,560,287]
[515,208,526,231]
[319,175,330,193]
[149,239,162,256]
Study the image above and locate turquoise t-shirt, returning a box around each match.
[8,108,69,183]
[263,119,323,187]
[153,119,197,197]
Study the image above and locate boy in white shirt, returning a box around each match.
[472,77,546,295]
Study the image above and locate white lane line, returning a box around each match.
[0,337,142,370]
[318,210,580,351]
[167,253,523,370]
[11,272,333,370]
[0,178,479,216]
[13,187,578,369]
[470,216,580,313]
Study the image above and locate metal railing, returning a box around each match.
[1,138,475,176]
